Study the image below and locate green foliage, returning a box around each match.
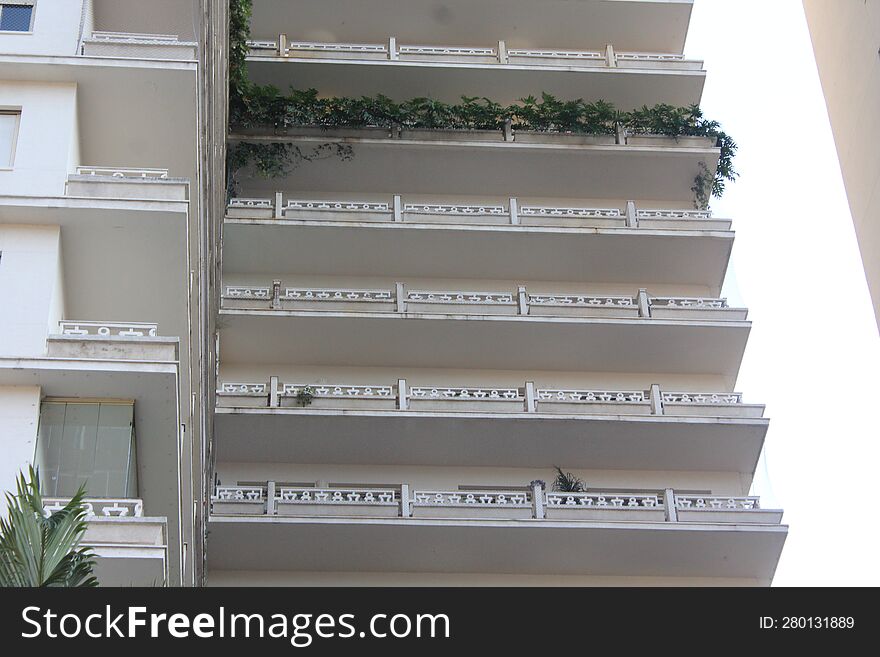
[226,0,736,203]
[0,467,98,587]
[295,386,315,407]
[552,467,585,493]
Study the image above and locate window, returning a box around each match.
[0,2,34,32]
[34,401,138,499]
[0,110,20,168]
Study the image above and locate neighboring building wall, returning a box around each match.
[803,0,880,330]
[0,81,78,196]
[0,224,61,356]
[0,0,85,57]
[0,385,41,515]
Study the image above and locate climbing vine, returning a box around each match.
[228,0,736,205]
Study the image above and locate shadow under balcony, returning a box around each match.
[208,485,785,581]
[214,381,768,480]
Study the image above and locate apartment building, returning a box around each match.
[803,0,880,331]
[0,0,204,586]
[207,0,787,586]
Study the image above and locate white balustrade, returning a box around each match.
[75,166,169,179]
[661,392,743,405]
[286,200,390,213]
[637,209,712,220]
[399,44,496,57]
[58,320,158,338]
[528,294,635,308]
[675,495,760,510]
[43,498,144,518]
[413,490,531,507]
[410,387,522,401]
[224,286,271,299]
[404,203,506,216]
[519,205,622,218]
[228,197,274,210]
[508,48,604,60]
[406,291,515,305]
[89,31,181,44]
[280,384,395,399]
[276,487,398,505]
[282,288,394,303]
[211,484,774,523]
[537,389,646,403]
[617,52,687,62]
[649,297,729,309]
[287,41,388,55]
[218,383,269,395]
[213,486,266,502]
[545,492,660,508]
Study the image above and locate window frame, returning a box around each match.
[0,1,36,34]
[0,109,21,169]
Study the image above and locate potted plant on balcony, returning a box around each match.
[0,467,98,587]
[552,466,585,492]
[295,385,315,407]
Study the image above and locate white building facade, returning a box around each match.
[206,0,786,586]
[0,0,206,586]
[0,0,786,587]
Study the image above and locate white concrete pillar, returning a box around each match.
[274,192,283,219]
[605,43,616,67]
[395,282,406,313]
[637,289,651,318]
[498,40,508,64]
[278,34,287,57]
[397,378,408,410]
[532,482,545,519]
[0,386,41,515]
[400,484,411,517]
[266,481,276,515]
[649,384,663,415]
[272,280,281,309]
[393,194,403,222]
[625,200,638,227]
[525,381,537,413]
[664,488,678,522]
[388,36,398,60]
[517,285,529,315]
[509,197,519,225]
[269,376,279,408]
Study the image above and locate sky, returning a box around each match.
[685,0,880,586]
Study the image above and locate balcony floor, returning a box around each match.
[207,515,786,581]
[214,407,768,481]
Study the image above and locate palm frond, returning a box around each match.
[0,467,98,587]
[552,466,585,493]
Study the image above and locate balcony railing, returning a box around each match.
[80,31,198,60]
[58,320,159,338]
[67,167,188,202]
[42,498,144,518]
[222,282,745,322]
[217,379,762,419]
[212,482,780,525]
[48,320,177,361]
[227,194,730,231]
[248,36,703,72]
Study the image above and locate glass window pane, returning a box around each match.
[0,113,18,168]
[0,5,33,32]
[35,401,136,499]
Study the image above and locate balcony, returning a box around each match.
[214,379,767,475]
[47,320,178,362]
[80,31,197,61]
[66,167,188,201]
[43,498,167,586]
[246,37,705,108]
[217,284,750,376]
[230,128,719,203]
[247,1,696,55]
[208,483,786,581]
[224,196,733,293]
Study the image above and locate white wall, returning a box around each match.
[0,81,79,196]
[0,0,86,57]
[0,386,41,515]
[0,224,62,356]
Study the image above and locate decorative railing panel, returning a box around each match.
[649,297,729,309]
[537,389,646,403]
[509,48,604,60]
[281,384,395,399]
[58,321,158,338]
[675,495,760,510]
[520,205,622,218]
[276,488,398,505]
[75,166,169,179]
[213,486,266,502]
[43,498,144,518]
[218,383,269,395]
[545,492,660,508]
[413,490,531,507]
[410,387,522,400]
[404,203,506,216]
[406,291,514,304]
[286,200,390,213]
[528,295,635,307]
[662,392,743,405]
[282,288,394,302]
